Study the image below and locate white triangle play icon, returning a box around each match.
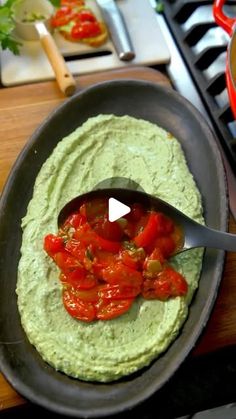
[108,198,131,222]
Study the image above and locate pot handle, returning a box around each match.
[213,0,235,35]
[226,58,236,119]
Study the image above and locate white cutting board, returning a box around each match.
[0,0,170,86]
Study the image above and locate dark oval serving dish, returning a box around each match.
[0,80,227,417]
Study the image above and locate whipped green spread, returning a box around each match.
[17,115,204,382]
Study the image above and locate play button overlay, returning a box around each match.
[58,177,151,235]
[79,176,151,242]
[108,198,131,222]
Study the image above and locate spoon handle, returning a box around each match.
[189,223,236,252]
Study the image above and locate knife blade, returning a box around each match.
[96,0,135,61]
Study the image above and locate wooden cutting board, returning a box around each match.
[0,0,170,86]
[0,66,236,412]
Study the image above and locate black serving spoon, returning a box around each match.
[58,188,236,254]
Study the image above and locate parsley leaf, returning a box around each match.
[155,1,164,14]
[0,5,21,54]
[49,0,60,7]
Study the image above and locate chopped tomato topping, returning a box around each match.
[96,298,134,321]
[63,212,86,229]
[51,1,101,41]
[61,268,97,289]
[63,288,96,322]
[61,0,85,5]
[53,251,80,272]
[133,212,160,248]
[152,236,176,258]
[127,203,145,222]
[71,21,101,39]
[44,234,64,256]
[51,6,76,28]
[44,199,186,322]
[158,267,188,297]
[100,284,140,300]
[102,262,143,288]
[142,267,188,301]
[76,286,101,302]
[92,217,124,241]
[76,9,96,22]
[119,250,139,270]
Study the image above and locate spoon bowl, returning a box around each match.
[58,188,236,254]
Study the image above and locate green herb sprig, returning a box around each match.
[0,0,21,54]
[0,0,60,54]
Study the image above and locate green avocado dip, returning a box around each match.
[17,114,204,382]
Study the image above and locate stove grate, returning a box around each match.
[163,1,236,172]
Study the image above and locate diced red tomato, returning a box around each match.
[142,278,172,300]
[119,250,139,270]
[51,6,75,28]
[63,289,96,322]
[72,222,121,253]
[94,249,117,266]
[53,251,80,272]
[158,267,188,296]
[65,239,86,262]
[63,212,86,229]
[102,262,143,288]
[132,214,149,237]
[76,286,101,302]
[133,212,159,248]
[153,277,172,301]
[126,203,145,222]
[92,251,116,279]
[71,21,101,40]
[100,284,140,300]
[61,0,85,6]
[79,202,87,217]
[142,267,188,300]
[62,268,97,289]
[143,248,165,271]
[96,298,134,320]
[92,235,120,253]
[44,234,64,256]
[155,213,174,236]
[171,225,184,251]
[123,220,135,238]
[84,198,108,220]
[73,223,95,244]
[76,9,96,22]
[93,217,124,241]
[153,236,176,258]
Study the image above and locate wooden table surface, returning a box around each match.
[1,66,236,412]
